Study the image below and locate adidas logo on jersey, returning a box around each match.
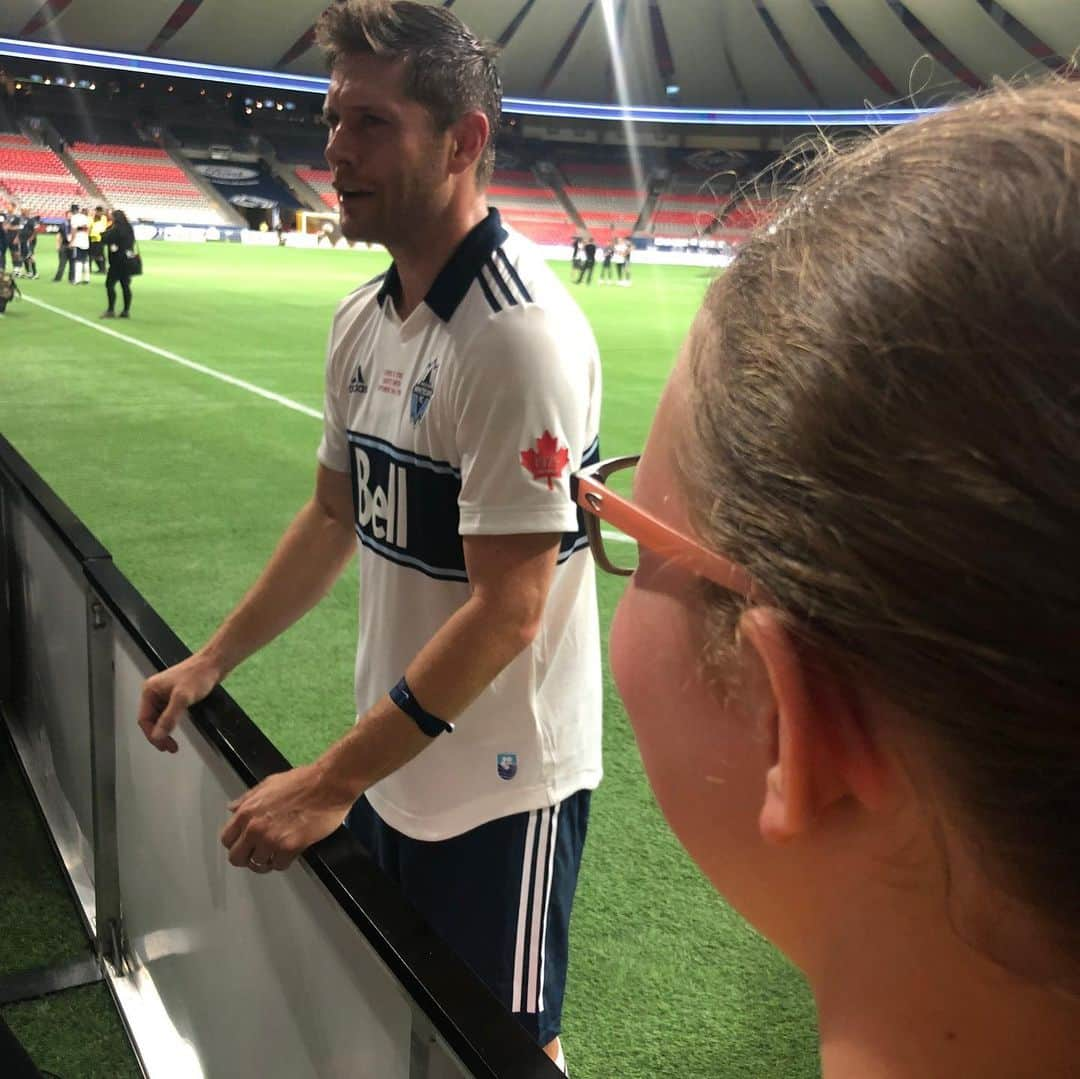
[348,363,368,394]
[355,449,408,547]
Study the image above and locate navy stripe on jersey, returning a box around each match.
[347,431,460,477]
[477,269,502,313]
[347,433,598,577]
[347,434,466,582]
[556,534,590,564]
[556,436,600,565]
[485,259,519,307]
[495,247,533,303]
[355,528,469,582]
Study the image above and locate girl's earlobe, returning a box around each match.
[739,608,893,846]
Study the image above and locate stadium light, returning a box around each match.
[0,36,940,126]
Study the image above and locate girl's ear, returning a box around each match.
[737,608,892,845]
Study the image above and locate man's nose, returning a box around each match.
[325,126,346,170]
[325,126,359,171]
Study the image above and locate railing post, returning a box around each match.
[87,590,128,975]
[0,480,12,708]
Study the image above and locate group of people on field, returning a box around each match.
[2,202,140,318]
[118,3,1080,1079]
[51,203,106,284]
[571,232,632,285]
[0,211,42,280]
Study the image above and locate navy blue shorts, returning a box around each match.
[346,790,591,1047]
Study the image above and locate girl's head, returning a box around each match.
[602,81,1080,992]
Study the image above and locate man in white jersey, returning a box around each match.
[69,204,90,284]
[136,1,601,1068]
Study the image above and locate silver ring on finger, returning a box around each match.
[248,853,274,871]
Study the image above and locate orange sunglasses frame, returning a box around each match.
[571,455,755,597]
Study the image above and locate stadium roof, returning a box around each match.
[2,0,1077,109]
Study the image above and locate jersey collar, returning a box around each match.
[376,208,509,323]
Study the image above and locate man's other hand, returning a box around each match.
[136,653,223,753]
[220,764,354,873]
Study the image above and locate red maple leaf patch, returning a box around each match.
[520,430,570,490]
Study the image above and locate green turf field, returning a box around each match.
[0,242,819,1078]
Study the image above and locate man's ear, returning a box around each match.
[738,608,891,845]
[447,110,490,177]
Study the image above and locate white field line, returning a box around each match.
[23,292,634,544]
[22,294,322,420]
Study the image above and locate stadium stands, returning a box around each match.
[271,134,331,169]
[231,162,576,244]
[488,168,575,246]
[70,140,229,224]
[0,133,94,217]
[294,166,338,210]
[651,149,783,239]
[559,159,645,244]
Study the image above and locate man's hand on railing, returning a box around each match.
[136,653,223,753]
[220,763,354,873]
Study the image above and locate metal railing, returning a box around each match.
[0,433,562,1079]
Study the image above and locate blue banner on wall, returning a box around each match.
[188,158,302,211]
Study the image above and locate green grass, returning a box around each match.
[0,728,142,1079]
[0,242,818,1078]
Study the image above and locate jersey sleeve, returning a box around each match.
[317,313,351,473]
[453,303,596,536]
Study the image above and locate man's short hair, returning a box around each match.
[316,0,502,187]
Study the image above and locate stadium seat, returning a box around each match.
[69,140,229,224]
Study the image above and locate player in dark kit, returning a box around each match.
[18,217,39,279]
[574,236,596,285]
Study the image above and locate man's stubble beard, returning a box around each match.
[340,186,425,248]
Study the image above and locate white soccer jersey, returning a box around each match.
[70,212,90,250]
[318,209,603,840]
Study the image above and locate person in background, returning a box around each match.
[6,215,27,277]
[574,235,596,285]
[598,239,614,284]
[100,209,136,319]
[69,204,91,284]
[574,80,1080,1079]
[0,212,9,272]
[615,236,632,285]
[18,216,38,280]
[2,214,21,276]
[89,207,108,274]
[52,208,74,283]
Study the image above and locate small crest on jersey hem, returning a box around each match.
[497,753,518,781]
[410,359,439,425]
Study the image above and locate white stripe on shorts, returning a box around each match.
[511,809,539,1012]
[537,800,561,1009]
[525,807,553,1013]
